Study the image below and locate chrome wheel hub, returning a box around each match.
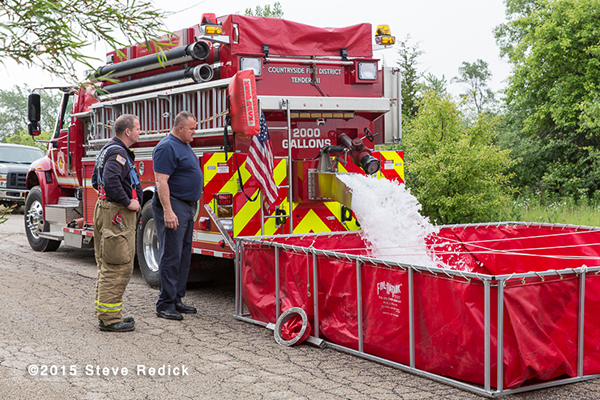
[26,200,44,239]
[142,218,159,272]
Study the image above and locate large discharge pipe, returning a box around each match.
[310,133,380,207]
[100,64,213,95]
[93,41,211,80]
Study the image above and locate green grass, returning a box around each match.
[498,195,600,227]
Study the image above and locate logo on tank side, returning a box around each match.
[377,281,402,297]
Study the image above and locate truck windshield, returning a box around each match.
[53,92,74,139]
[0,146,44,164]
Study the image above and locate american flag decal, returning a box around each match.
[246,111,278,211]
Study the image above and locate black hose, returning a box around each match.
[94,41,210,80]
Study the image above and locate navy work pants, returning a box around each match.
[152,196,195,312]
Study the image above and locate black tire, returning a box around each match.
[137,201,159,287]
[24,186,61,252]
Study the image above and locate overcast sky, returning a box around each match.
[0,0,512,97]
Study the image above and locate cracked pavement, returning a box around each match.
[1,213,600,399]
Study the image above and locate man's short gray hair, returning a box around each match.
[173,111,197,130]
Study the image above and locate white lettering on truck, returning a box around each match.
[291,77,320,84]
[282,128,331,148]
[283,139,331,149]
[266,66,341,85]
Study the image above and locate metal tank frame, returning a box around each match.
[233,222,600,397]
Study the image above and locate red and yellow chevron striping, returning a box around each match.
[201,150,403,240]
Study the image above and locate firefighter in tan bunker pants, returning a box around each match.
[91,114,143,332]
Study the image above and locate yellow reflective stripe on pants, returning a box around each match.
[93,199,137,325]
[95,300,123,312]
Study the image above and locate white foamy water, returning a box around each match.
[337,174,438,267]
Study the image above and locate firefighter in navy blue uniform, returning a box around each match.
[91,114,143,332]
[152,111,202,320]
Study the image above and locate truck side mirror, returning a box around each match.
[28,122,41,137]
[27,93,41,123]
[27,93,41,137]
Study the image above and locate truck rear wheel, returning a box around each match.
[24,186,61,252]
[137,201,159,287]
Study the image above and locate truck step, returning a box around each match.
[45,197,82,225]
[38,231,64,241]
[57,197,80,207]
[63,228,94,249]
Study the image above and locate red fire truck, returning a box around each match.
[23,14,403,286]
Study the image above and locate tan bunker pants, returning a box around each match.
[93,199,137,325]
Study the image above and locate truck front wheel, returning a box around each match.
[137,201,160,287]
[24,186,61,252]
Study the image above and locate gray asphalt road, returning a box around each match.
[1,212,599,399]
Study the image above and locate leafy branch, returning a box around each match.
[0,0,170,83]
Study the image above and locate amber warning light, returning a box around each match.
[375,25,395,46]
[201,13,223,35]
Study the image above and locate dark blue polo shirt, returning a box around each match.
[153,134,202,203]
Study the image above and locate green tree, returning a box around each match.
[495,0,545,60]
[402,92,515,224]
[0,85,61,141]
[5,130,52,150]
[495,0,600,198]
[0,0,168,82]
[452,59,495,114]
[244,2,284,18]
[397,37,423,120]
[419,73,448,96]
